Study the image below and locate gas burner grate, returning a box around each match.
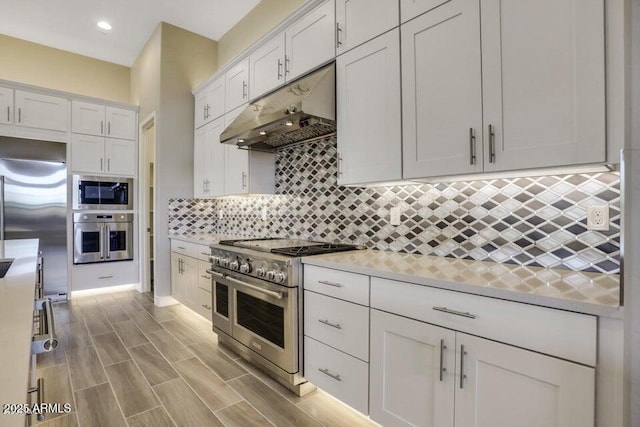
[270,243,361,257]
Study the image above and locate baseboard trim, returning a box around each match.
[70,283,138,299]
[155,295,179,307]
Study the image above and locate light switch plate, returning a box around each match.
[262,207,268,221]
[218,210,223,220]
[390,207,401,226]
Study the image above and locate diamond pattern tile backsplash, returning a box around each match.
[169,137,621,274]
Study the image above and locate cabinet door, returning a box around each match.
[206,117,227,197]
[182,255,199,311]
[0,86,14,125]
[106,107,136,140]
[455,333,595,427]
[14,90,68,132]
[193,126,208,198]
[400,0,449,22]
[72,101,105,136]
[194,90,209,129]
[401,0,483,179]
[336,0,399,55]
[481,0,605,172]
[71,133,105,174]
[285,0,335,81]
[171,253,186,303]
[370,309,455,427]
[224,106,249,195]
[197,287,212,320]
[105,138,136,176]
[250,34,286,100]
[337,30,401,185]
[225,59,250,111]
[206,77,226,121]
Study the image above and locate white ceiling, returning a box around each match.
[0,0,261,66]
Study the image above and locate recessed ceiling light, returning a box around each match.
[97,21,112,31]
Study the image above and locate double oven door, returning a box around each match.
[73,214,133,264]
[210,268,298,374]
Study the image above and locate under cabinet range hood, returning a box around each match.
[220,63,335,151]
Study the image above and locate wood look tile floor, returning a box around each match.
[38,291,376,427]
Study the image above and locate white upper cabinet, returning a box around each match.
[480,0,605,172]
[14,90,68,132]
[454,333,595,427]
[336,0,399,55]
[105,107,136,140]
[105,138,136,176]
[193,126,207,198]
[337,29,402,185]
[71,133,136,176]
[402,0,483,179]
[72,101,136,140]
[0,86,14,125]
[194,117,225,198]
[400,0,449,23]
[72,101,105,136]
[250,34,286,100]
[195,77,226,129]
[224,106,249,196]
[225,59,250,111]
[285,0,335,81]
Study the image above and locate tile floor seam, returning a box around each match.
[216,393,279,427]
[123,405,162,421]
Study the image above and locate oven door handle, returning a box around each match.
[206,269,224,279]
[99,224,105,259]
[105,224,111,259]
[219,274,284,300]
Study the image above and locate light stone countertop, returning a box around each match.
[168,232,252,246]
[302,249,620,316]
[0,239,40,427]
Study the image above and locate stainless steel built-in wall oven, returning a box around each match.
[73,213,133,264]
[72,175,133,210]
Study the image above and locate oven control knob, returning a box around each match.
[256,267,266,277]
[229,260,240,271]
[240,262,252,274]
[210,256,220,265]
[266,270,276,281]
[220,258,230,268]
[274,272,287,284]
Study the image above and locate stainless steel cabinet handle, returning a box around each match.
[100,157,104,171]
[201,252,209,256]
[337,153,343,177]
[318,319,342,329]
[223,275,283,299]
[108,121,111,135]
[201,275,211,280]
[469,128,476,165]
[488,124,496,163]
[98,276,114,279]
[439,339,447,382]
[101,120,104,134]
[177,246,186,250]
[284,55,290,75]
[318,367,341,382]
[432,306,477,319]
[318,280,342,288]
[107,158,110,172]
[18,108,21,123]
[336,23,343,48]
[277,58,283,80]
[6,106,9,122]
[242,81,247,99]
[27,378,45,421]
[460,345,467,389]
[241,171,247,189]
[201,304,211,310]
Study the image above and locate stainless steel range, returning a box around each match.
[208,238,359,395]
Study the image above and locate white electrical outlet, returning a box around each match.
[218,210,223,220]
[390,207,401,226]
[587,205,609,231]
[262,207,268,221]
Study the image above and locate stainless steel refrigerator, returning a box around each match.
[0,138,67,299]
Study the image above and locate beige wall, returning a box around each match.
[216,0,305,67]
[0,34,130,103]
[131,22,217,299]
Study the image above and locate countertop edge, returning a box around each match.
[301,257,621,317]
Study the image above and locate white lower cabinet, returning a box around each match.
[171,240,212,320]
[171,252,198,309]
[370,308,595,427]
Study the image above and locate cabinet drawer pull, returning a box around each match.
[18,108,21,123]
[108,121,111,135]
[439,339,447,382]
[336,23,343,48]
[201,304,211,310]
[318,280,342,288]
[469,128,476,165]
[460,344,467,389]
[284,55,290,75]
[318,367,341,382]
[432,306,477,319]
[242,80,247,99]
[27,377,45,421]
[6,106,9,122]
[201,252,209,256]
[177,246,186,250]
[101,120,104,134]
[318,319,342,329]
[277,58,283,80]
[98,275,114,279]
[201,275,211,280]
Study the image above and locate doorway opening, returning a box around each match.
[139,113,156,297]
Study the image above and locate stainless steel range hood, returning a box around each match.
[220,63,335,151]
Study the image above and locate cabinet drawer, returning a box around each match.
[304,291,369,361]
[304,337,369,414]
[304,265,369,305]
[71,262,137,291]
[198,261,212,291]
[170,239,210,261]
[371,277,597,366]
[196,287,213,320]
